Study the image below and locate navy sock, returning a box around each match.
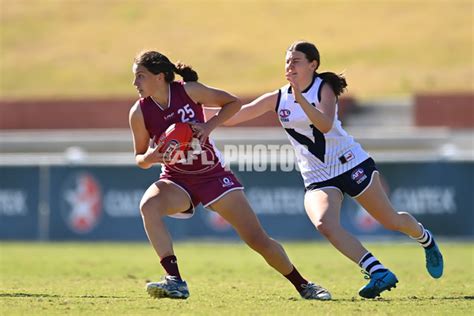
[358,252,387,275]
[413,225,435,249]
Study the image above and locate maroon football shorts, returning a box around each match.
[158,170,244,219]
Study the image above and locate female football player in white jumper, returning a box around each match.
[209,41,444,298]
[129,50,331,300]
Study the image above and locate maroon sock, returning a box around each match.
[284,266,308,292]
[160,255,182,280]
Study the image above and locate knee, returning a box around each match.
[314,221,338,239]
[140,197,165,219]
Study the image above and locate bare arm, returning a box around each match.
[128,101,167,169]
[204,91,278,126]
[185,82,241,141]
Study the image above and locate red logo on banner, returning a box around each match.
[62,173,102,234]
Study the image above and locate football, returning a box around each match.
[156,122,194,161]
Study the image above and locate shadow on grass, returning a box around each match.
[325,295,474,302]
[0,293,60,298]
[3,292,472,301]
[0,292,128,299]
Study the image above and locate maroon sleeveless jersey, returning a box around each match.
[139,81,226,179]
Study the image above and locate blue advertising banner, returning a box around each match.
[46,166,220,241]
[0,161,473,241]
[238,162,474,240]
[376,162,473,236]
[48,166,154,240]
[0,166,40,240]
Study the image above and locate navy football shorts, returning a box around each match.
[305,158,378,198]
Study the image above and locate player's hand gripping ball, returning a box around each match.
[156,122,194,163]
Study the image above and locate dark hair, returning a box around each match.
[288,41,347,96]
[134,51,198,82]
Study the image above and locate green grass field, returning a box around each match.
[1,242,473,315]
[1,0,472,99]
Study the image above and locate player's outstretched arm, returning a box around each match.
[184,81,241,141]
[204,91,278,126]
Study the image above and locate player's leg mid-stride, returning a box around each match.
[358,227,443,299]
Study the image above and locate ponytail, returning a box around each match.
[134,51,199,83]
[318,72,347,97]
[174,62,198,82]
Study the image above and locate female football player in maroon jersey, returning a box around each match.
[128,50,331,300]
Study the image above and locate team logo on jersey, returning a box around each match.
[343,150,354,162]
[279,109,291,122]
[351,168,367,185]
[164,112,175,120]
[219,177,234,188]
[61,172,102,234]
